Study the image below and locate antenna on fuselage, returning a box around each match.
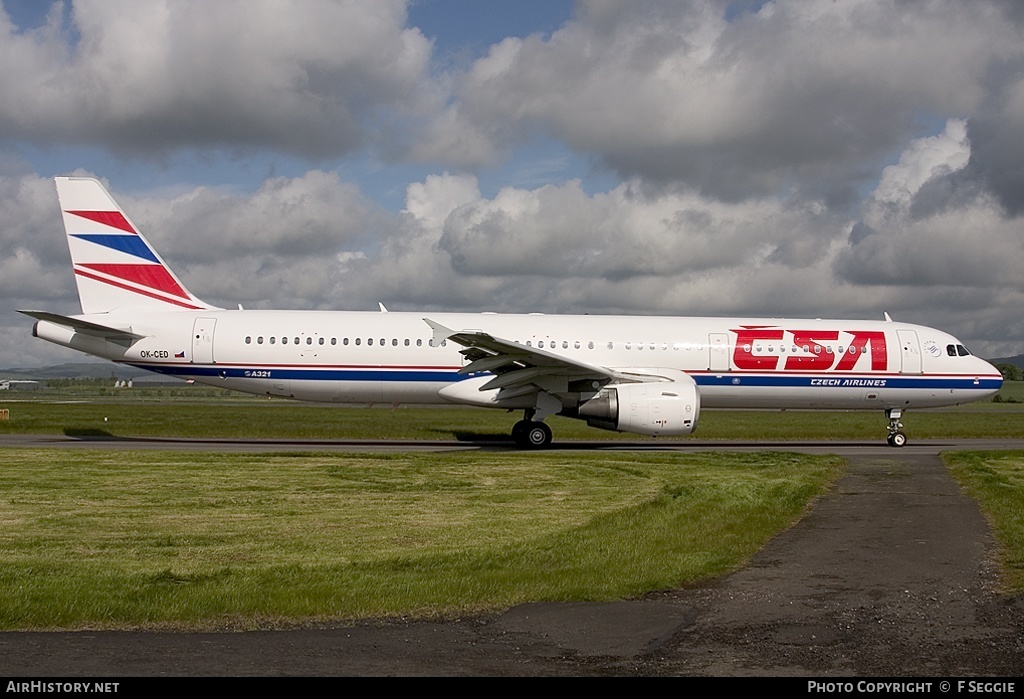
[883,312,893,322]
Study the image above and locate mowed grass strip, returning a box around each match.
[944,451,1024,593]
[0,449,842,629]
[2,399,1023,441]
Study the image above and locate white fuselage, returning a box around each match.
[33,309,1003,412]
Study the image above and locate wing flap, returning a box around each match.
[424,317,644,397]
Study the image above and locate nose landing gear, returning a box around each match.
[886,408,906,447]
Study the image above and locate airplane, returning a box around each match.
[20,176,1003,448]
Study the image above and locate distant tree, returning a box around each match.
[995,363,1022,381]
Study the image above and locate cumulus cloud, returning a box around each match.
[119,170,383,308]
[835,119,1024,289]
[0,0,434,157]
[418,0,1023,205]
[5,0,1024,367]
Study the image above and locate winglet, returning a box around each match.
[422,317,453,346]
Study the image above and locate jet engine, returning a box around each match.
[578,375,700,436]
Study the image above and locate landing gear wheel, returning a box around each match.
[524,422,552,449]
[887,431,907,448]
[511,419,530,446]
[885,409,906,448]
[511,420,552,449]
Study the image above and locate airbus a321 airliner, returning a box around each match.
[21,177,1003,448]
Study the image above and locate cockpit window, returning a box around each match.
[947,344,957,357]
[957,344,971,356]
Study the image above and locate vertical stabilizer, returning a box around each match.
[55,176,215,314]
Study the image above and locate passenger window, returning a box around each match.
[355,338,361,346]
[257,336,264,344]
[417,339,422,347]
[245,336,251,344]
[270,337,276,345]
[392,339,398,346]
[307,337,313,345]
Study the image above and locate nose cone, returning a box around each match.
[978,356,1004,396]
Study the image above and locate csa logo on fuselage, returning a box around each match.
[730,327,888,372]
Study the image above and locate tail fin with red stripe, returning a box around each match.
[55,177,216,314]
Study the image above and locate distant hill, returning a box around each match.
[991,355,1024,370]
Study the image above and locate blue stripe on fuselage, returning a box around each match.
[127,363,1001,392]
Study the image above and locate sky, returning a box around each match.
[1,0,1023,368]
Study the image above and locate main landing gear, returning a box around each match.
[511,410,553,449]
[886,408,907,447]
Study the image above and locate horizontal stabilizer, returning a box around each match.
[17,310,144,343]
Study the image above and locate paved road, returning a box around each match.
[1,437,1022,676]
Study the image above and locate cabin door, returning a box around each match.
[896,329,922,375]
[709,333,731,372]
[191,318,217,364]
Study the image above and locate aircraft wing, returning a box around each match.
[424,318,656,400]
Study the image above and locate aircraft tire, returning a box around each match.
[523,422,552,449]
[511,419,530,447]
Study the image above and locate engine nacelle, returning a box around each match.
[578,376,700,436]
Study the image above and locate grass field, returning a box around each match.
[0,449,842,630]
[945,451,1024,593]
[2,386,1022,630]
